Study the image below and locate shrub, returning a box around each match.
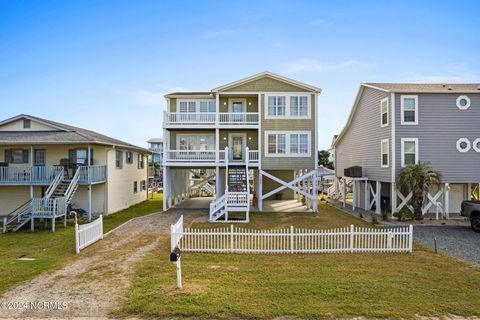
[393,206,414,221]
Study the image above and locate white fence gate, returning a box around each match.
[171,215,183,251]
[75,215,104,254]
[170,216,413,254]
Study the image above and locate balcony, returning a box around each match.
[0,165,107,185]
[163,111,259,128]
[164,148,259,166]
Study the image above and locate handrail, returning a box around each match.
[45,170,64,198]
[5,200,32,226]
[65,169,80,203]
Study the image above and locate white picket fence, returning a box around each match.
[75,215,104,254]
[171,215,184,251]
[171,216,413,254]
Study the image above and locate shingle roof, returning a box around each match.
[364,83,480,93]
[147,138,163,143]
[0,114,150,152]
[164,92,212,98]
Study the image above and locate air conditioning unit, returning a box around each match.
[344,166,362,178]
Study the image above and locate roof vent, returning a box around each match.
[477,85,480,90]
[447,85,452,91]
[442,84,446,87]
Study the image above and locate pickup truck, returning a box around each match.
[461,200,480,232]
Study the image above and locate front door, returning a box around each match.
[229,134,246,162]
[229,99,246,122]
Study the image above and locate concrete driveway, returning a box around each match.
[414,225,480,266]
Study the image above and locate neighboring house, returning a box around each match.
[0,114,150,232]
[333,83,480,216]
[147,138,163,188]
[162,71,321,222]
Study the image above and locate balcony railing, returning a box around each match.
[149,147,163,153]
[163,111,259,126]
[0,166,63,185]
[78,165,107,184]
[165,149,258,164]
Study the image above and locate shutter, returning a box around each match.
[5,150,11,163]
[22,150,29,163]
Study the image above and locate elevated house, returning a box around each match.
[333,83,480,217]
[162,71,321,222]
[0,114,150,232]
[147,138,163,188]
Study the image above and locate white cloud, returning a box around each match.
[279,58,377,74]
[111,85,187,106]
[202,28,240,39]
[309,19,334,26]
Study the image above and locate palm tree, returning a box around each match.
[396,163,442,220]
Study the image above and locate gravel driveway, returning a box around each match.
[414,225,480,266]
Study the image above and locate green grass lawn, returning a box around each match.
[0,193,163,294]
[118,202,480,319]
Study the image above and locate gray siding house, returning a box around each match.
[333,83,480,217]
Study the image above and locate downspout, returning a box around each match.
[391,92,396,214]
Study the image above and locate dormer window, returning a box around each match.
[23,119,31,128]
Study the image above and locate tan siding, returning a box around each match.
[219,96,258,112]
[0,119,57,131]
[219,129,258,150]
[260,93,316,170]
[262,170,294,200]
[222,77,311,92]
[169,130,215,149]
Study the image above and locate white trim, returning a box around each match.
[381,139,389,168]
[264,93,311,119]
[456,95,471,110]
[361,83,391,93]
[391,93,396,182]
[380,97,389,127]
[228,98,247,113]
[400,95,418,125]
[176,99,216,113]
[264,130,311,157]
[473,138,480,153]
[400,138,419,167]
[456,138,471,153]
[175,133,216,151]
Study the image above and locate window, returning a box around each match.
[23,119,31,128]
[266,94,310,118]
[179,101,196,113]
[138,153,145,169]
[267,96,286,116]
[290,133,309,154]
[68,149,91,167]
[133,181,138,193]
[401,138,418,167]
[290,96,308,117]
[34,149,46,165]
[381,139,389,167]
[126,151,133,164]
[473,138,480,153]
[116,150,123,169]
[401,95,418,125]
[456,95,471,110]
[141,180,146,191]
[265,131,311,157]
[5,149,28,164]
[380,98,389,127]
[199,101,215,112]
[177,134,215,150]
[456,138,471,153]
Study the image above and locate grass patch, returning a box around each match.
[0,193,163,294]
[118,203,480,319]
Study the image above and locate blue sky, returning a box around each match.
[0,0,479,149]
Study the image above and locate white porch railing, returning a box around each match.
[31,197,67,218]
[227,192,249,207]
[248,150,259,163]
[75,215,103,254]
[165,149,258,164]
[0,166,63,185]
[78,165,107,184]
[171,220,414,254]
[218,113,259,125]
[163,111,259,126]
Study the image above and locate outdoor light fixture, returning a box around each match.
[223,137,227,140]
[223,101,227,105]
[248,101,252,105]
[248,136,252,140]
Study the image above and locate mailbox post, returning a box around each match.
[170,247,182,289]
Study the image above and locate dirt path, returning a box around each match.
[0,210,201,319]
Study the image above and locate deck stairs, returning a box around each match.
[2,169,81,232]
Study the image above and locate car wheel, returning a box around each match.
[471,217,480,233]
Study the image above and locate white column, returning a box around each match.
[391,182,397,215]
[258,171,263,210]
[376,181,381,214]
[313,171,318,212]
[342,179,346,207]
[444,183,450,219]
[352,180,356,211]
[364,181,369,211]
[88,186,92,221]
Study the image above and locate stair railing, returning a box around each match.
[245,147,250,211]
[65,168,81,204]
[44,170,65,199]
[3,200,32,232]
[209,193,227,220]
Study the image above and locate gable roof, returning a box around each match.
[212,71,322,93]
[364,83,480,93]
[0,114,150,152]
